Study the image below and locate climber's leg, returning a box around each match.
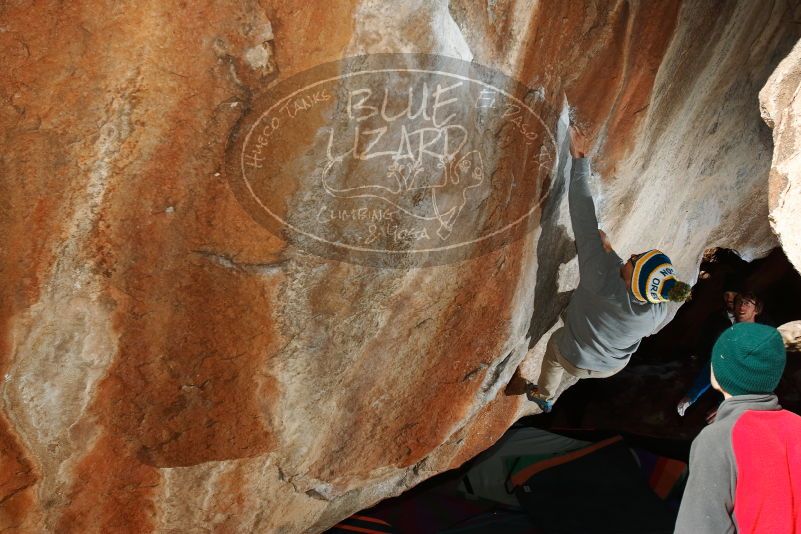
[530,331,567,402]
[561,358,622,380]
[530,328,622,410]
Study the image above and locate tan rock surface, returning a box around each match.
[1,1,800,532]
[761,38,801,273]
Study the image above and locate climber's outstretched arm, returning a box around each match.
[567,126,606,271]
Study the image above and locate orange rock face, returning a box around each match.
[1,1,800,532]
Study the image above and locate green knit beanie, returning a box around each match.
[711,322,786,396]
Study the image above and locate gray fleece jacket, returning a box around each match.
[556,158,667,372]
[674,394,788,533]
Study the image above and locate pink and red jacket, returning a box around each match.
[675,394,801,533]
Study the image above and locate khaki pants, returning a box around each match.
[535,328,622,402]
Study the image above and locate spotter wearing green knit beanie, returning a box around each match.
[711,322,786,396]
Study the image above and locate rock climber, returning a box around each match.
[526,124,692,413]
[675,322,801,533]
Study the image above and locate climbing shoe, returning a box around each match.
[530,396,553,414]
[526,384,553,413]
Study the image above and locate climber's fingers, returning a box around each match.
[568,125,588,158]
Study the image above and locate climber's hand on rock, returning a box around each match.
[569,125,587,158]
[677,397,691,417]
[598,229,613,253]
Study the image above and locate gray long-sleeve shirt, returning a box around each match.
[556,158,667,372]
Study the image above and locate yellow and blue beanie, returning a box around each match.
[631,249,678,304]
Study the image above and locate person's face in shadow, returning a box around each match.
[723,291,738,313]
